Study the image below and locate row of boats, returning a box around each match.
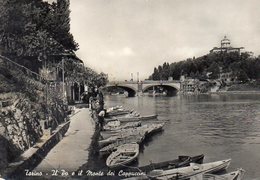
[124,158,245,180]
[98,106,245,180]
[99,106,164,168]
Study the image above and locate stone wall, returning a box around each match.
[0,93,68,174]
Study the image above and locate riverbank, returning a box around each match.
[76,112,108,180]
[215,90,260,94]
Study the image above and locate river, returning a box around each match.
[104,93,260,180]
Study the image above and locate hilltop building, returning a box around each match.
[210,36,244,54]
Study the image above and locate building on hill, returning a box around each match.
[210,36,244,54]
[180,76,209,94]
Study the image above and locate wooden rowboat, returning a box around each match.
[202,168,245,180]
[139,154,204,172]
[117,114,158,122]
[122,154,204,179]
[106,143,139,168]
[147,159,231,180]
[140,114,158,120]
[100,134,145,154]
[123,154,204,175]
[107,110,131,117]
[100,122,164,140]
[99,130,147,147]
[103,120,121,130]
[103,121,141,131]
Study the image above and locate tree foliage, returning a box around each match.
[0,0,78,65]
[61,59,108,87]
[149,52,260,81]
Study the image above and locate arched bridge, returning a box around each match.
[104,80,180,97]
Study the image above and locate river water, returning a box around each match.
[104,93,260,180]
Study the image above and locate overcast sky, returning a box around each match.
[68,0,260,81]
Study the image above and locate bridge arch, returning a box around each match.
[104,85,137,97]
[142,84,178,96]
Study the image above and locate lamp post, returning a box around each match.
[62,57,65,102]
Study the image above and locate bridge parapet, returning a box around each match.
[108,80,180,85]
[108,81,138,85]
[142,80,180,84]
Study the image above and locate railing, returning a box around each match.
[0,55,46,83]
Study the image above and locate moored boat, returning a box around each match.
[117,114,158,122]
[106,106,134,117]
[146,123,165,135]
[139,154,204,172]
[202,168,245,180]
[103,120,121,130]
[123,154,204,175]
[122,154,204,179]
[107,110,132,117]
[100,122,164,141]
[100,134,145,154]
[103,121,141,131]
[99,130,147,147]
[147,159,231,180]
[106,143,139,168]
[140,114,158,121]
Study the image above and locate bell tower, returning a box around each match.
[221,36,231,48]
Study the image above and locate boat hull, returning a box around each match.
[203,168,245,180]
[148,159,231,180]
[106,143,140,168]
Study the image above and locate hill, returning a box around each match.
[149,52,260,84]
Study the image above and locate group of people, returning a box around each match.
[81,86,105,128]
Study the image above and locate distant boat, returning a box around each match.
[146,159,231,180]
[106,143,139,168]
[202,168,245,180]
[147,90,167,97]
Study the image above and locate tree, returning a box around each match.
[152,67,160,80]
[0,0,79,73]
[48,0,78,51]
[236,70,248,82]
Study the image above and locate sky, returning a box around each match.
[66,0,260,81]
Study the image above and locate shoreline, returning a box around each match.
[76,111,102,179]
[179,90,260,96]
[214,90,260,94]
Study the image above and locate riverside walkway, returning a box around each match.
[35,108,95,173]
